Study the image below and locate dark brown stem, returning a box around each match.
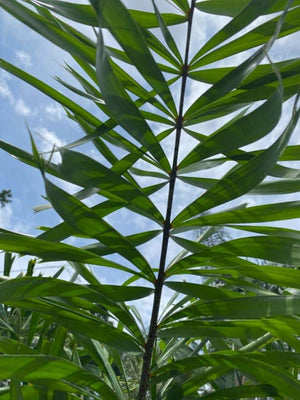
[137,2,196,399]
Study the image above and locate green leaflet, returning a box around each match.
[0,276,153,303]
[0,276,146,345]
[95,28,170,172]
[151,0,183,63]
[184,40,282,124]
[199,385,277,400]
[158,321,264,340]
[179,85,282,169]
[228,225,300,240]
[0,58,100,127]
[0,1,96,64]
[171,0,190,12]
[0,140,59,178]
[152,352,300,399]
[58,149,164,225]
[170,295,300,320]
[192,5,300,68]
[91,0,177,115]
[196,0,300,17]
[165,281,242,300]
[0,231,143,277]
[251,178,300,194]
[33,0,187,28]
[127,10,187,29]
[44,178,155,281]
[168,235,300,275]
[0,355,118,398]
[30,0,99,26]
[84,230,162,257]
[144,29,182,69]
[172,201,300,233]
[176,263,300,292]
[1,0,300,398]
[173,104,300,225]
[194,0,276,60]
[188,58,300,86]
[0,291,141,354]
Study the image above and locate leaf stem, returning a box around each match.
[137,1,197,398]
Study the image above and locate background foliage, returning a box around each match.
[0,0,300,399]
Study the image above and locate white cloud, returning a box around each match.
[44,103,65,121]
[0,204,13,229]
[37,127,65,150]
[34,127,65,163]
[0,73,13,104]
[15,50,32,68]
[14,98,33,116]
[0,72,35,116]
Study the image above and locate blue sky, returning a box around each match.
[0,0,300,296]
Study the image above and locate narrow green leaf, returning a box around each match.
[196,0,250,16]
[185,43,279,123]
[32,0,98,26]
[151,0,183,63]
[177,176,215,190]
[173,104,300,225]
[0,1,96,64]
[0,58,100,127]
[144,29,182,69]
[194,0,277,60]
[58,149,164,224]
[158,320,264,340]
[196,0,300,17]
[91,0,177,114]
[172,201,300,233]
[178,294,300,320]
[189,58,300,86]
[171,0,190,12]
[180,85,282,168]
[84,230,162,257]
[170,235,300,276]
[200,384,277,400]
[165,281,242,300]
[251,178,300,194]
[128,10,187,29]
[0,355,118,398]
[33,1,187,28]
[95,29,170,172]
[228,224,300,240]
[192,4,300,68]
[44,178,155,281]
[0,231,140,277]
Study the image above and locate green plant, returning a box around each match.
[0,0,300,399]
